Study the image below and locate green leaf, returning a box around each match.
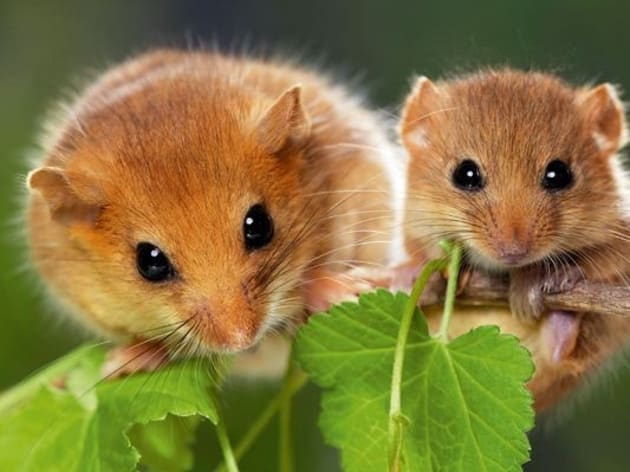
[0,345,97,414]
[0,346,219,471]
[128,415,200,472]
[296,290,535,472]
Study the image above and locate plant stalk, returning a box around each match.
[213,392,240,472]
[437,243,463,342]
[279,360,298,472]
[215,357,308,472]
[387,257,448,471]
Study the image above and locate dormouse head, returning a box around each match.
[400,69,628,270]
[27,63,315,355]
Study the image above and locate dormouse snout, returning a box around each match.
[496,241,531,266]
[192,295,262,353]
[490,219,533,267]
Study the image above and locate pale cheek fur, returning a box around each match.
[609,156,630,220]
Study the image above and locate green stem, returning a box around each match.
[279,360,297,472]
[215,360,308,472]
[437,243,463,342]
[213,393,240,472]
[388,257,448,471]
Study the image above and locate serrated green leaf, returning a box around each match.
[296,290,535,472]
[0,346,219,471]
[0,384,108,472]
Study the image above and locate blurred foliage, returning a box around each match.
[1,0,629,470]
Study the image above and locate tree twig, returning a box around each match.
[453,272,630,317]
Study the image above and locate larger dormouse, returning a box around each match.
[26,49,400,373]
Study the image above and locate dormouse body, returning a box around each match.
[398,68,630,409]
[26,49,400,369]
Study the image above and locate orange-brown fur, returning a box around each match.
[26,49,396,363]
[400,69,630,410]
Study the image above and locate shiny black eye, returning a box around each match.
[136,243,175,282]
[243,204,274,251]
[452,159,484,191]
[542,159,573,192]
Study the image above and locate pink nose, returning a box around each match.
[497,244,530,265]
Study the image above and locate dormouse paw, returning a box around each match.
[303,268,384,313]
[418,273,447,305]
[509,268,546,323]
[455,265,473,296]
[390,259,446,305]
[390,260,424,292]
[102,341,170,379]
[540,265,584,294]
[509,264,585,323]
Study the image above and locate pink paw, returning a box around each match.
[303,268,385,313]
[510,264,585,322]
[390,261,446,305]
[102,341,170,379]
[390,262,422,292]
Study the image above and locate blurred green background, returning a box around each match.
[2,0,630,470]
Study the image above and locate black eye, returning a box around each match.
[452,159,484,191]
[542,159,573,192]
[243,204,274,251]
[136,242,175,282]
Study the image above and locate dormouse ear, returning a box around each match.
[27,166,102,225]
[257,85,311,154]
[400,76,442,152]
[577,83,627,153]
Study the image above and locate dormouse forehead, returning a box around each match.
[49,118,264,234]
[435,77,586,171]
[79,82,249,142]
[55,80,263,183]
[449,77,578,130]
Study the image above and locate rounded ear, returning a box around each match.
[399,76,442,153]
[577,83,627,153]
[27,166,102,225]
[256,85,311,155]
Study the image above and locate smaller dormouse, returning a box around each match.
[398,69,630,409]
